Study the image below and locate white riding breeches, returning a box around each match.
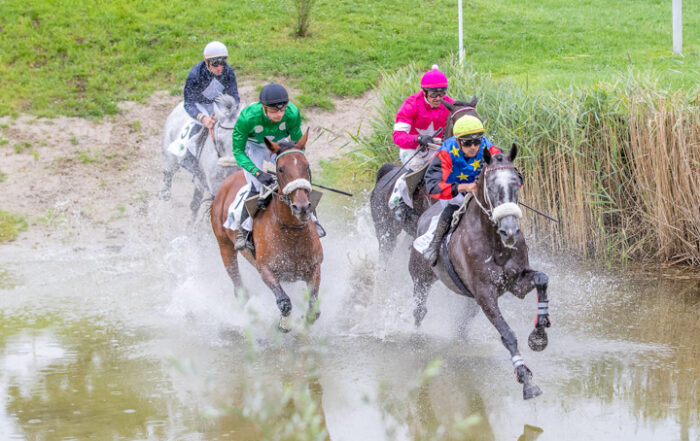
[399,148,433,170]
[243,139,278,191]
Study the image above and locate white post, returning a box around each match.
[458,0,464,64]
[673,0,682,55]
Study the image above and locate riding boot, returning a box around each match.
[234,187,259,251]
[391,168,413,222]
[424,204,459,267]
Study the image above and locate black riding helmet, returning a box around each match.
[259,83,289,107]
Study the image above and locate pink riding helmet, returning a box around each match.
[420,65,448,89]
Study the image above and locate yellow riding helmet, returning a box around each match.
[453,115,484,138]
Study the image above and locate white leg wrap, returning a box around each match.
[537,301,549,316]
[511,354,525,369]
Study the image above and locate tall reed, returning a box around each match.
[357,59,700,265]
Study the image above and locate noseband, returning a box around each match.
[473,165,523,225]
[273,149,312,208]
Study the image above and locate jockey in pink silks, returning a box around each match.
[389,65,455,222]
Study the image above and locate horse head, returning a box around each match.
[442,96,482,139]
[263,129,312,222]
[479,144,523,248]
[212,94,242,157]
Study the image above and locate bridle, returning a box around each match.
[472,165,523,225]
[271,149,312,229]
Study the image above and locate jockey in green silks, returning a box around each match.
[231,83,324,250]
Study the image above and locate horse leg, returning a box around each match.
[189,186,204,222]
[159,159,179,201]
[409,250,436,327]
[305,265,321,326]
[378,226,399,260]
[528,271,551,352]
[512,270,552,352]
[258,264,293,332]
[216,239,245,297]
[477,294,542,400]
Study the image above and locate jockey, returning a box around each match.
[231,83,303,250]
[179,41,240,178]
[422,114,501,266]
[388,65,455,222]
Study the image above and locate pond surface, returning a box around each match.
[0,192,698,441]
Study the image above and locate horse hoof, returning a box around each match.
[528,327,548,352]
[523,383,542,400]
[306,310,320,326]
[277,298,292,316]
[278,315,291,333]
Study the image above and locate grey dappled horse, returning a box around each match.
[159,94,244,217]
[409,144,552,400]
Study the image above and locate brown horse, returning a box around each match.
[210,130,323,331]
[409,144,552,400]
[369,97,481,258]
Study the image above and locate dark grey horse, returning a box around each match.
[369,97,480,258]
[159,94,244,217]
[409,144,552,400]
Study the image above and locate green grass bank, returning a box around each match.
[0,0,697,117]
[355,60,700,265]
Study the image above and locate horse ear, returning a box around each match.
[467,95,478,107]
[509,143,518,162]
[263,137,280,154]
[483,146,492,164]
[296,128,310,151]
[442,99,455,112]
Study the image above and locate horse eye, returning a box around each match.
[279,167,285,174]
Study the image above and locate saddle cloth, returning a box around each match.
[223,184,252,231]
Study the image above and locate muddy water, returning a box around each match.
[0,190,698,441]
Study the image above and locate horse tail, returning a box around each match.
[376,163,397,183]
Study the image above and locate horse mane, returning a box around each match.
[215,94,240,119]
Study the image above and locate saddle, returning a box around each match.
[404,161,430,196]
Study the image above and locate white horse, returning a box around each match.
[159,94,244,217]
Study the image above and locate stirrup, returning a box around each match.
[424,245,440,267]
[393,202,408,222]
[234,229,249,251]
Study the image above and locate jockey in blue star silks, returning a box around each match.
[421,114,502,266]
[176,41,240,177]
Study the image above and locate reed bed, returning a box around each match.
[358,59,700,265]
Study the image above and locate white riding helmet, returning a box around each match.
[203,41,228,59]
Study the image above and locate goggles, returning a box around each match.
[458,136,483,147]
[207,57,227,67]
[424,88,448,98]
[264,102,288,112]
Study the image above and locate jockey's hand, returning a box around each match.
[202,115,216,129]
[457,182,477,193]
[256,171,275,187]
[416,134,433,148]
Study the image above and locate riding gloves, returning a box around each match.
[416,134,433,147]
[256,171,275,187]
